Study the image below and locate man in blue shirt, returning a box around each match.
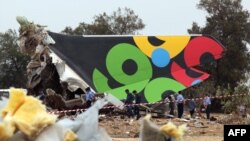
[203,94,211,119]
[85,87,95,108]
[176,91,185,118]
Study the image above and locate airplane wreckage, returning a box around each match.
[0,16,225,141]
[14,16,224,109]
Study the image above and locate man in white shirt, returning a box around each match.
[203,94,211,119]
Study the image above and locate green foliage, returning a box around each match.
[62,7,145,35]
[0,30,29,88]
[188,0,250,90]
[219,82,250,113]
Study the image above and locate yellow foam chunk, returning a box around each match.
[13,96,57,137]
[160,122,186,139]
[0,88,57,140]
[1,88,26,117]
[0,124,9,141]
[0,114,16,141]
[64,130,77,141]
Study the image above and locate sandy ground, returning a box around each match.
[99,112,227,141]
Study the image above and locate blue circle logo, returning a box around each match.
[152,48,170,68]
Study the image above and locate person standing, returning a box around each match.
[133,90,141,120]
[166,94,175,116]
[176,91,185,118]
[125,89,135,118]
[188,96,196,118]
[85,87,95,108]
[203,94,211,119]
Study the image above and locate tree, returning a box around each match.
[188,0,250,90]
[62,7,145,35]
[0,30,29,88]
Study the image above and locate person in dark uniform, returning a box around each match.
[125,89,134,118]
[133,90,141,120]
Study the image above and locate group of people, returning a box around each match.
[65,87,143,118]
[165,91,212,119]
[50,84,212,120]
[125,89,141,120]
[123,90,212,120]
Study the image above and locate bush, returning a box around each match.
[219,83,250,113]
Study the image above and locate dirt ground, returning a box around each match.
[98,112,249,141]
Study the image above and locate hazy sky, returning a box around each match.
[1,0,250,35]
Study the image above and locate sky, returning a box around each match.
[0,0,250,35]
